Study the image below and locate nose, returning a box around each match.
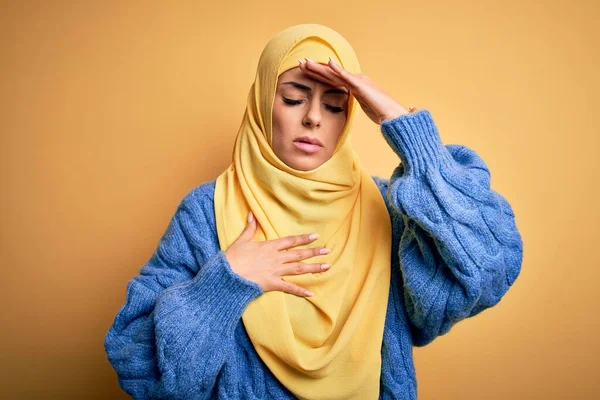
[302,99,321,128]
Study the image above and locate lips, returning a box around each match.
[294,136,323,147]
[293,140,322,154]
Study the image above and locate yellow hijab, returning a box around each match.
[214,23,392,399]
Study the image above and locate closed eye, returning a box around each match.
[282,97,345,114]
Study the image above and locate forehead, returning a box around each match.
[276,67,350,99]
[277,66,333,88]
[278,66,307,80]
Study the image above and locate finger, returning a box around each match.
[281,246,330,263]
[302,58,353,90]
[278,278,314,297]
[300,59,347,89]
[269,233,319,251]
[327,58,361,90]
[237,210,257,242]
[280,262,332,276]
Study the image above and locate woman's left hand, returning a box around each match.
[298,57,410,125]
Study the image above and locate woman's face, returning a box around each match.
[272,66,349,171]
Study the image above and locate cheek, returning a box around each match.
[329,117,346,144]
[272,102,289,129]
[271,107,293,154]
[272,106,298,138]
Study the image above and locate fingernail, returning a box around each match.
[304,290,314,296]
[297,58,304,65]
[247,211,253,223]
[321,263,331,270]
[328,56,338,65]
[305,57,313,63]
[309,233,319,240]
[320,247,331,254]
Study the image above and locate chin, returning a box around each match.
[284,156,325,171]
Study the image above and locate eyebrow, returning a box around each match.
[280,81,349,95]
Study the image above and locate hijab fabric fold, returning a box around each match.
[214,23,392,399]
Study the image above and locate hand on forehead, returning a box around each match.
[297,58,353,93]
[278,65,350,98]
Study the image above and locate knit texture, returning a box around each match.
[104,109,523,399]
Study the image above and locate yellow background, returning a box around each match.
[1,1,597,399]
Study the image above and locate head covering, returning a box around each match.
[214,23,392,399]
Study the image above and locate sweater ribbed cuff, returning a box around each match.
[380,109,454,175]
[168,250,264,336]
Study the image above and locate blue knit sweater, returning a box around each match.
[104,109,523,399]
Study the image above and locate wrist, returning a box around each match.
[379,106,411,124]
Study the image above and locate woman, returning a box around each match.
[104,23,523,399]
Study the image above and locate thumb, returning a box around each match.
[237,211,257,242]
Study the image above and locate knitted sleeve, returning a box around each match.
[104,188,263,399]
[376,109,523,347]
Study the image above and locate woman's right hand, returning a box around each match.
[224,211,331,297]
